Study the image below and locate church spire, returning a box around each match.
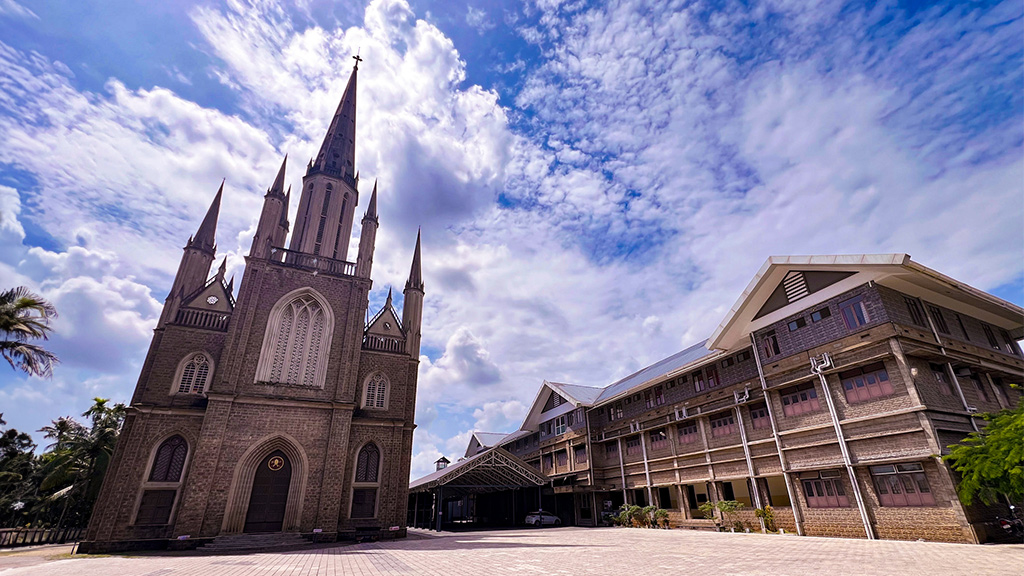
[190,180,223,254]
[311,62,358,181]
[406,228,423,291]
[269,156,287,197]
[364,180,378,222]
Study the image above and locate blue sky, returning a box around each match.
[0,0,1021,479]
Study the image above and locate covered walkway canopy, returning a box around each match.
[408,447,547,530]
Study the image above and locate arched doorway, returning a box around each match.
[244,450,292,533]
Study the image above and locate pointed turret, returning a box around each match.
[216,257,227,280]
[311,65,357,182]
[159,182,223,327]
[364,180,378,222]
[251,157,291,259]
[406,228,423,291]
[402,229,424,358]
[269,156,288,197]
[189,180,223,253]
[355,180,379,278]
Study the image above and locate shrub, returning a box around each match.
[754,505,777,532]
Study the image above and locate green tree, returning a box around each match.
[943,399,1024,507]
[0,415,39,527]
[0,286,59,377]
[40,398,126,530]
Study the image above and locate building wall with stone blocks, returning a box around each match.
[83,66,422,552]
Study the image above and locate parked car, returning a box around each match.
[525,510,561,527]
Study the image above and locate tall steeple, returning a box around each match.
[270,155,288,197]
[355,180,379,278]
[159,182,223,327]
[310,61,358,184]
[402,229,424,358]
[290,57,364,261]
[189,180,223,254]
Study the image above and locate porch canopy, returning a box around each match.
[409,447,547,498]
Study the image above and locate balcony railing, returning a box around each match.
[269,247,356,278]
[174,308,230,331]
[363,334,406,354]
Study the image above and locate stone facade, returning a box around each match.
[82,64,422,553]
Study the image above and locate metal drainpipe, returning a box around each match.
[811,354,875,540]
[917,307,980,433]
[639,428,653,505]
[734,405,766,532]
[749,333,804,536]
[617,437,627,503]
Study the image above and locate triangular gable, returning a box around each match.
[521,381,584,431]
[182,277,234,313]
[366,302,404,339]
[753,270,855,320]
[409,447,547,493]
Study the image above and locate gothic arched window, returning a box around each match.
[149,435,188,482]
[255,290,334,388]
[351,443,381,518]
[174,352,213,394]
[136,435,190,526]
[362,373,389,410]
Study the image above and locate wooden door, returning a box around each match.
[244,450,291,533]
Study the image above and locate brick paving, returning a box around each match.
[2,528,1021,576]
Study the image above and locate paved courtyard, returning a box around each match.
[1,528,1021,576]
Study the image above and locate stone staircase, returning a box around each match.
[197,532,311,553]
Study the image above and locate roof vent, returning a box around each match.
[783,271,809,303]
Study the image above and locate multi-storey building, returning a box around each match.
[83,62,423,552]
[417,255,1022,543]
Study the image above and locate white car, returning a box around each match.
[525,510,561,527]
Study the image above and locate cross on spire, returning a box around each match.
[353,52,363,70]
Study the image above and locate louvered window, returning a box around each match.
[176,353,211,394]
[363,373,389,409]
[150,435,188,482]
[355,444,380,483]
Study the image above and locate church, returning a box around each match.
[81,60,422,552]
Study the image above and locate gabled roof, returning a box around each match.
[472,431,509,447]
[708,254,1024,350]
[409,447,547,497]
[547,382,603,405]
[595,340,717,403]
[365,289,404,337]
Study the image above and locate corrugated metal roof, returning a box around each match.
[595,340,716,403]
[409,449,489,490]
[473,432,510,447]
[547,382,603,405]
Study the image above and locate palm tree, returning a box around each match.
[40,398,126,530]
[0,287,59,377]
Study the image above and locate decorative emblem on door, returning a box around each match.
[268,456,285,471]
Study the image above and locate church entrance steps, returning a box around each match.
[196,532,310,553]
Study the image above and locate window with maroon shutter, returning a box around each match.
[556,450,568,467]
[709,413,736,437]
[693,370,707,392]
[839,363,893,403]
[839,296,869,330]
[677,421,698,444]
[649,429,668,450]
[574,445,587,464]
[870,463,935,507]
[748,403,770,429]
[625,436,642,455]
[762,331,780,358]
[779,383,820,416]
[706,367,719,388]
[800,471,850,508]
[930,364,952,396]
